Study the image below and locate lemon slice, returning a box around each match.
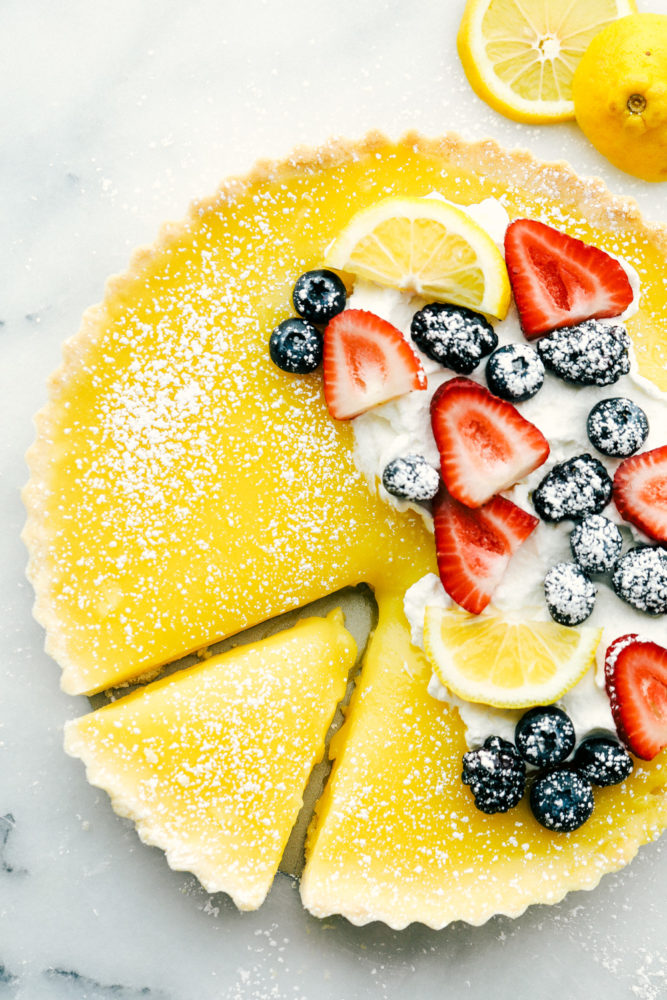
[324,196,511,319]
[457,0,637,124]
[423,606,601,709]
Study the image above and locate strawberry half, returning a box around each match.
[504,219,633,339]
[323,309,426,420]
[605,634,667,761]
[433,489,539,615]
[613,445,667,544]
[430,377,549,508]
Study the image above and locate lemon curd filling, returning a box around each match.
[24,134,667,927]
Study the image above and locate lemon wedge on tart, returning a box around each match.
[324,196,510,319]
[423,606,602,709]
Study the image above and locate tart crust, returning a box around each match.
[23,131,667,926]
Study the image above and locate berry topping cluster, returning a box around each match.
[462,705,633,832]
[269,269,347,374]
[269,211,667,789]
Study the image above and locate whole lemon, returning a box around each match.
[573,13,667,182]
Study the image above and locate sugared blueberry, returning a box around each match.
[410,303,498,374]
[573,735,633,786]
[485,343,545,402]
[529,766,594,832]
[544,561,596,626]
[269,318,323,374]
[612,546,667,615]
[570,514,623,575]
[536,319,631,387]
[381,455,440,502]
[292,269,347,325]
[586,397,649,458]
[532,454,613,523]
[461,735,526,814]
[515,706,576,768]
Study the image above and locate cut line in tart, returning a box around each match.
[23,131,667,928]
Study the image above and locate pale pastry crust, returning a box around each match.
[22,131,667,927]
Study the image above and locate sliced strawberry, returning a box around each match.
[322,309,426,420]
[433,489,539,615]
[430,377,549,508]
[613,445,667,544]
[605,634,667,760]
[504,219,634,339]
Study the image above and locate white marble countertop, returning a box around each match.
[3,1,667,997]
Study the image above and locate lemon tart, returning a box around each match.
[64,611,355,911]
[24,132,667,927]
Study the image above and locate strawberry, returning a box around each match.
[613,445,667,544]
[605,634,667,761]
[504,219,633,339]
[323,309,426,420]
[430,377,549,508]
[433,489,538,615]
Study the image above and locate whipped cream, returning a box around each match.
[348,196,666,750]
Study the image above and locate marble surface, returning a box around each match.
[3,1,667,997]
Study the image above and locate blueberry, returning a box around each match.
[587,397,649,458]
[612,546,667,615]
[410,303,498,374]
[570,514,623,574]
[269,318,323,374]
[573,735,633,786]
[381,455,440,502]
[532,454,613,523]
[536,319,631,387]
[544,561,596,626]
[529,766,594,832]
[485,343,545,402]
[461,735,526,814]
[515,706,576,768]
[292,269,347,325]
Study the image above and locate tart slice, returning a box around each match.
[65,612,356,911]
[301,600,667,929]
